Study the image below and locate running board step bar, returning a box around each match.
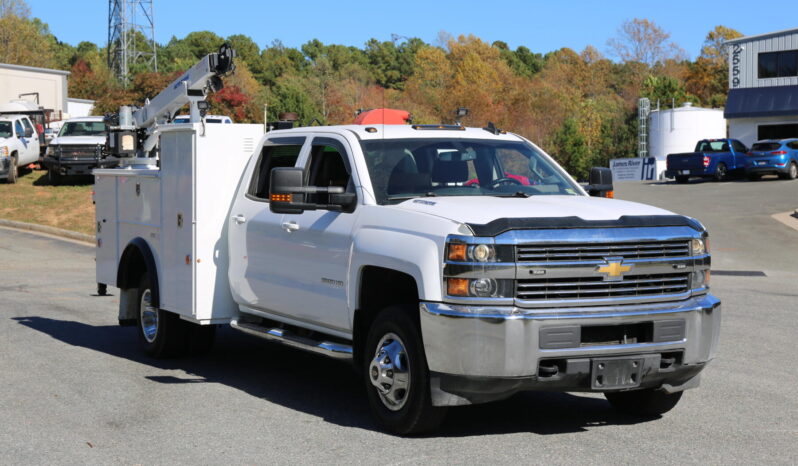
[230,318,353,360]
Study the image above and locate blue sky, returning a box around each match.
[27,0,798,59]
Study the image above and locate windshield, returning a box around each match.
[751,142,782,152]
[695,140,729,152]
[58,121,107,137]
[360,138,581,205]
[0,121,11,138]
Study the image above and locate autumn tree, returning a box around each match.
[607,18,686,66]
[685,25,743,106]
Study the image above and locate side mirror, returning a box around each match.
[587,167,614,198]
[269,167,357,214]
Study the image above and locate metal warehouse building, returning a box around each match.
[0,63,69,116]
[725,28,798,146]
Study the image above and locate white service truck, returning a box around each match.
[0,114,40,183]
[94,47,721,435]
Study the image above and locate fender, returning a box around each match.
[349,226,444,311]
[117,237,161,307]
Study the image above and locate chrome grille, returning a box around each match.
[58,145,100,159]
[516,240,689,262]
[517,273,690,301]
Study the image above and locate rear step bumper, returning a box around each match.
[231,318,353,360]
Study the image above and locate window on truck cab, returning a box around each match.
[20,118,34,135]
[14,120,24,137]
[0,121,12,138]
[695,140,728,152]
[305,137,353,204]
[248,137,305,201]
[732,140,747,153]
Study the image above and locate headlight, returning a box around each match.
[45,145,54,156]
[446,278,514,298]
[690,238,706,255]
[446,242,503,262]
[0,146,7,157]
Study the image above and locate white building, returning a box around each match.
[0,63,70,118]
[725,28,798,146]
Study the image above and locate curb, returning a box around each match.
[0,219,94,244]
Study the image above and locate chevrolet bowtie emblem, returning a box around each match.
[597,259,632,281]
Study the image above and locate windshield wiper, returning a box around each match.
[492,191,530,198]
[386,192,437,202]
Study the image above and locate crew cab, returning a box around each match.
[665,138,748,183]
[95,122,720,434]
[745,139,798,180]
[43,116,117,185]
[0,114,40,183]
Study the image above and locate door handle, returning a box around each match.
[281,221,299,232]
[232,214,247,224]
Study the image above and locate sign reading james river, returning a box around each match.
[609,157,657,181]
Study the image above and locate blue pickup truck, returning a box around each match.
[665,139,748,183]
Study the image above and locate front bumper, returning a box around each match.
[43,156,119,175]
[420,294,721,405]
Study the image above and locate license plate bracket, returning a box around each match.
[591,357,644,390]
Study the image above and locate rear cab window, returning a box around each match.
[694,140,729,152]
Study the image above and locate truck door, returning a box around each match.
[228,136,307,312]
[18,118,39,164]
[267,135,359,334]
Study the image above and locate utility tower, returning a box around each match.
[108,0,157,86]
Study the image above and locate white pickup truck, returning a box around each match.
[0,114,40,183]
[94,47,720,434]
[95,121,720,434]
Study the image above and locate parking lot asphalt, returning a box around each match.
[1,176,797,465]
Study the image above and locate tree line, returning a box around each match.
[0,2,741,179]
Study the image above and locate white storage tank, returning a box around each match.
[648,103,726,178]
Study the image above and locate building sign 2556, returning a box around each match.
[731,44,741,88]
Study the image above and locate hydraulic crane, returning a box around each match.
[106,44,236,162]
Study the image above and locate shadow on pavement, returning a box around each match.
[13,316,648,437]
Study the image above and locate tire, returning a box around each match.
[605,388,683,417]
[714,162,728,182]
[6,155,17,184]
[136,274,188,358]
[747,173,760,181]
[786,162,797,180]
[675,175,689,184]
[363,305,446,435]
[47,167,61,186]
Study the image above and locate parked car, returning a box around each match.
[665,138,748,183]
[745,139,798,181]
[42,116,118,185]
[0,114,41,183]
[172,114,233,124]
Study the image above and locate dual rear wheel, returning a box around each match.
[135,274,215,358]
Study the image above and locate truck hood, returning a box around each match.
[392,195,675,226]
[50,136,105,145]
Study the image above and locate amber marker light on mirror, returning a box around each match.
[447,278,469,296]
[605,190,614,198]
[447,243,467,261]
[270,193,292,203]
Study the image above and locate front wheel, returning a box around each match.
[363,305,446,435]
[6,155,17,184]
[605,388,683,417]
[47,167,61,185]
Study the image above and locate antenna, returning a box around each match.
[108,0,157,86]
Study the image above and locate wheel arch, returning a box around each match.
[117,237,160,307]
[352,266,420,368]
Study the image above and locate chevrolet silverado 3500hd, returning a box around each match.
[94,47,720,435]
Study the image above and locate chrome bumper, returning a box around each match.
[420,294,721,379]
